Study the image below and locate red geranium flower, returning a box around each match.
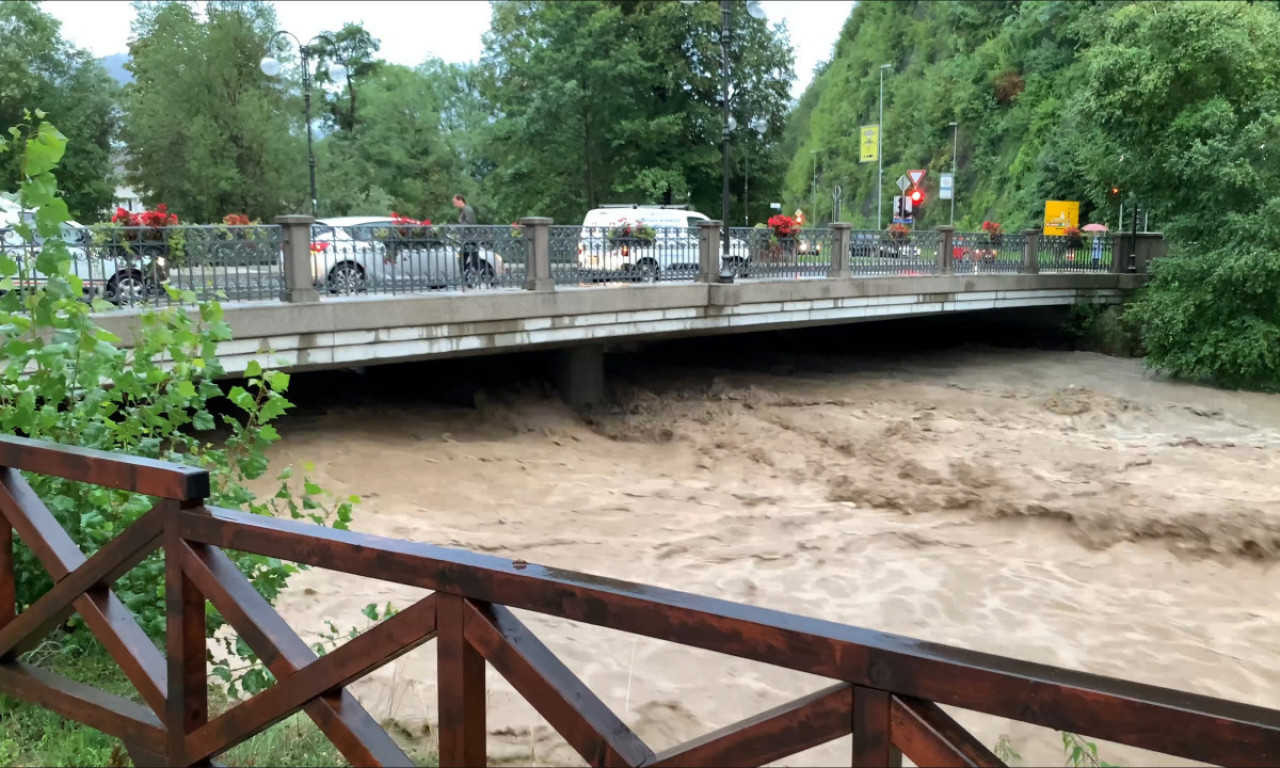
[767,214,799,238]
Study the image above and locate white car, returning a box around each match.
[310,216,508,294]
[0,211,168,305]
[576,205,751,279]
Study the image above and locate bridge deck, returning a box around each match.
[91,272,1143,377]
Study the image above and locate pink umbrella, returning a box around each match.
[1082,223,1108,233]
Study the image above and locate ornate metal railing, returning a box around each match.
[952,231,1028,275]
[1040,234,1112,273]
[725,226,833,280]
[551,225,705,286]
[2,218,1151,311]
[0,434,1274,767]
[0,225,285,307]
[845,230,938,277]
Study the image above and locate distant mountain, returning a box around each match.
[99,53,132,86]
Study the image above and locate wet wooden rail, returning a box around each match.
[0,433,1277,766]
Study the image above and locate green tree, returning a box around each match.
[479,0,793,224]
[310,22,383,133]
[782,0,1115,229]
[1069,1,1280,242]
[1126,207,1280,390]
[315,62,476,221]
[0,2,119,220]
[121,0,307,222]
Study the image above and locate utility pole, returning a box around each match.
[878,63,891,230]
[810,150,818,224]
[949,121,958,226]
[720,0,732,257]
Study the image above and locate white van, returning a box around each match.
[576,205,749,280]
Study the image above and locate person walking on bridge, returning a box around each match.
[453,193,480,285]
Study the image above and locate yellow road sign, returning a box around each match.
[1043,200,1080,236]
[860,125,879,163]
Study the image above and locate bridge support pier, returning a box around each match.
[555,344,605,409]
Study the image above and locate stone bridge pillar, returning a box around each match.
[935,226,955,275]
[556,344,605,410]
[521,217,554,291]
[1132,232,1166,273]
[829,223,851,279]
[697,221,722,283]
[277,215,318,304]
[1023,228,1040,274]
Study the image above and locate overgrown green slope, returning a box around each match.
[784,0,1129,230]
[786,0,1280,390]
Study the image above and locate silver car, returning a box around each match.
[0,215,169,305]
[311,216,509,294]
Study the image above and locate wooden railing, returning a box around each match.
[0,433,1277,767]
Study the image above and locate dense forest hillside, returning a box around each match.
[783,0,1280,238]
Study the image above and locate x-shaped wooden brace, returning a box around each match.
[0,468,168,755]
[175,539,435,766]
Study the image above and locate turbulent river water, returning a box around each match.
[249,330,1280,767]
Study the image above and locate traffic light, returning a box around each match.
[910,188,924,205]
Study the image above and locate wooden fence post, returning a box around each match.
[0,518,12,629]
[438,593,486,767]
[166,502,208,767]
[853,686,903,767]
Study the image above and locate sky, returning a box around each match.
[41,0,853,99]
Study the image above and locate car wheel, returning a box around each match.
[634,258,659,283]
[327,262,366,295]
[106,269,152,306]
[463,260,496,287]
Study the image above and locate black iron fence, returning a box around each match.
[952,230,1028,274]
[849,229,940,276]
[1040,233,1112,272]
[0,224,283,307]
[725,226,833,280]
[0,219,1144,309]
[552,225,704,286]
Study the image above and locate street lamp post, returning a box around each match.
[720,0,733,258]
[878,63,891,230]
[948,121,958,226]
[260,31,348,218]
[742,117,765,226]
[811,149,820,224]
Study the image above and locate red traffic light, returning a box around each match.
[910,189,923,203]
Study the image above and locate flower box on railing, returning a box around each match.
[981,220,1004,247]
[606,220,656,250]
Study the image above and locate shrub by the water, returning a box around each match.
[0,112,355,696]
[1125,209,1280,391]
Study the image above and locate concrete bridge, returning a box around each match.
[92,218,1158,406]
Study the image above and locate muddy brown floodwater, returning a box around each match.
[249,345,1280,767]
